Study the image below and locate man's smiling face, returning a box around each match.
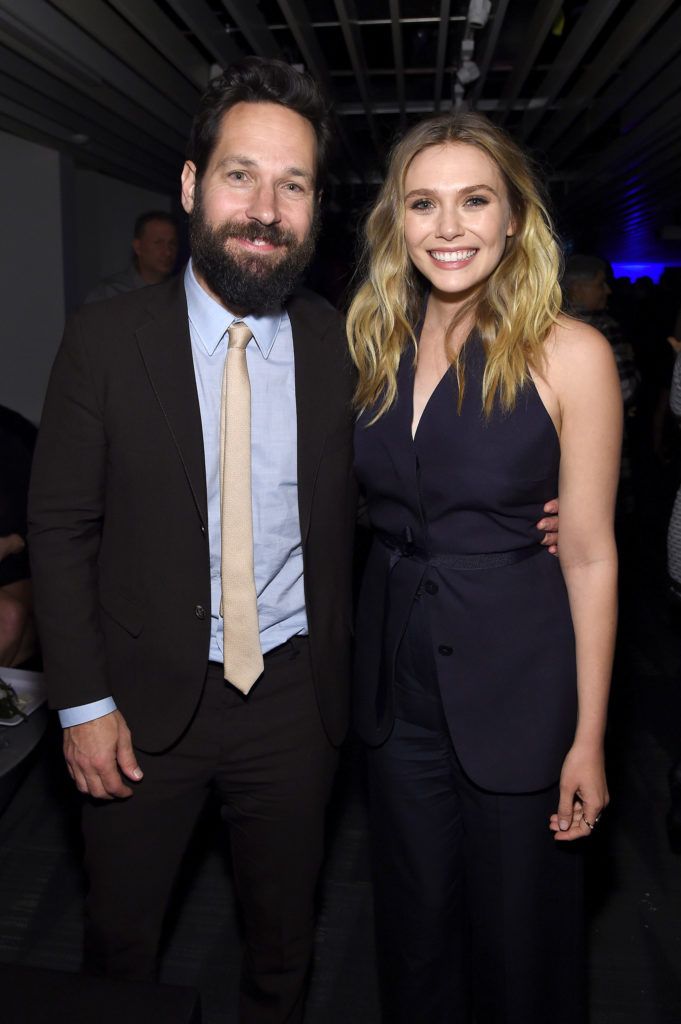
[181,101,319,314]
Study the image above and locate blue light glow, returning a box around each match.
[611,262,681,284]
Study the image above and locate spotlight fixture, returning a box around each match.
[457,59,481,85]
[468,0,492,30]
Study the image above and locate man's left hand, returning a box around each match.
[537,498,559,555]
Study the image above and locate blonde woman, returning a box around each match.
[348,113,621,1023]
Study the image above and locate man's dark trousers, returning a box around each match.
[83,638,336,1023]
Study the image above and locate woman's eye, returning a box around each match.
[465,196,488,207]
[410,199,433,210]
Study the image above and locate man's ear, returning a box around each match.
[131,238,142,258]
[181,161,197,214]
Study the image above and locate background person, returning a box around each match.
[0,404,37,667]
[85,210,179,303]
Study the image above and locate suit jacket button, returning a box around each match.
[438,644,453,656]
[425,581,439,595]
[195,604,206,620]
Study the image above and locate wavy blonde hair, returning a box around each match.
[346,112,563,418]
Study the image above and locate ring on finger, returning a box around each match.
[582,816,595,830]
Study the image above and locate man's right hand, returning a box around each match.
[63,709,143,799]
[0,533,25,562]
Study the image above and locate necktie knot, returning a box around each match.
[228,321,253,351]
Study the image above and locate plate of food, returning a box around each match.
[0,669,46,727]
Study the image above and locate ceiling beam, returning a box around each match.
[0,44,182,168]
[0,93,176,190]
[49,0,200,115]
[519,0,623,141]
[620,51,681,134]
[0,39,186,155]
[277,0,331,89]
[562,109,681,211]
[0,0,191,133]
[334,0,381,157]
[0,111,176,193]
[585,138,681,210]
[107,0,209,91]
[497,0,563,124]
[164,0,243,68]
[469,0,511,108]
[388,0,406,128]
[276,0,366,181]
[550,4,681,165]
[535,0,675,153]
[579,94,681,183]
[220,1,281,59]
[433,0,451,113]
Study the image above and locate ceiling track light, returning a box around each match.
[467,0,492,30]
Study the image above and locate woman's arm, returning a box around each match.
[546,319,622,841]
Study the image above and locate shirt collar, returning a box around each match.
[184,260,283,358]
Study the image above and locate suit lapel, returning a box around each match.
[288,293,335,544]
[135,277,208,529]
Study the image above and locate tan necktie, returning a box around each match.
[219,320,264,693]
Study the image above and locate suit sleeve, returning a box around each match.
[28,313,111,711]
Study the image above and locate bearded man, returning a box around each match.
[28,58,356,1024]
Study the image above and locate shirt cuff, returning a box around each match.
[58,697,118,728]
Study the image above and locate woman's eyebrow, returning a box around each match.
[404,183,500,201]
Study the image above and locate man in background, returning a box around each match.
[0,404,37,666]
[85,210,179,302]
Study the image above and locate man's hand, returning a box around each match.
[667,335,681,354]
[63,709,143,799]
[536,498,559,555]
[0,533,25,562]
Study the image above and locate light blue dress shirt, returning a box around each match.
[59,261,307,727]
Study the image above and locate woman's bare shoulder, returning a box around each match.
[544,313,616,377]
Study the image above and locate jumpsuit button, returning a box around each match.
[424,581,439,595]
[438,644,453,656]
[194,604,206,620]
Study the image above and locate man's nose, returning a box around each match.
[246,183,281,225]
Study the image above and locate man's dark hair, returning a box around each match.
[187,57,332,189]
[563,254,607,289]
[133,210,178,239]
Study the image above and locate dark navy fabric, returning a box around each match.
[353,335,577,792]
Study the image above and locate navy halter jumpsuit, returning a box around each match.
[353,336,585,1023]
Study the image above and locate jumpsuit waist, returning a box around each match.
[376,530,544,571]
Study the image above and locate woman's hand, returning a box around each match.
[549,743,609,841]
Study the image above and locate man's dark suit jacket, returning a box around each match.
[28,276,357,751]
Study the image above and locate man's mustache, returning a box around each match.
[211,219,297,249]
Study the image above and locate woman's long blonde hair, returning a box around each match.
[346,112,563,418]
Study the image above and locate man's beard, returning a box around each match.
[189,186,320,315]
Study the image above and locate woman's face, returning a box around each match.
[403,141,515,300]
